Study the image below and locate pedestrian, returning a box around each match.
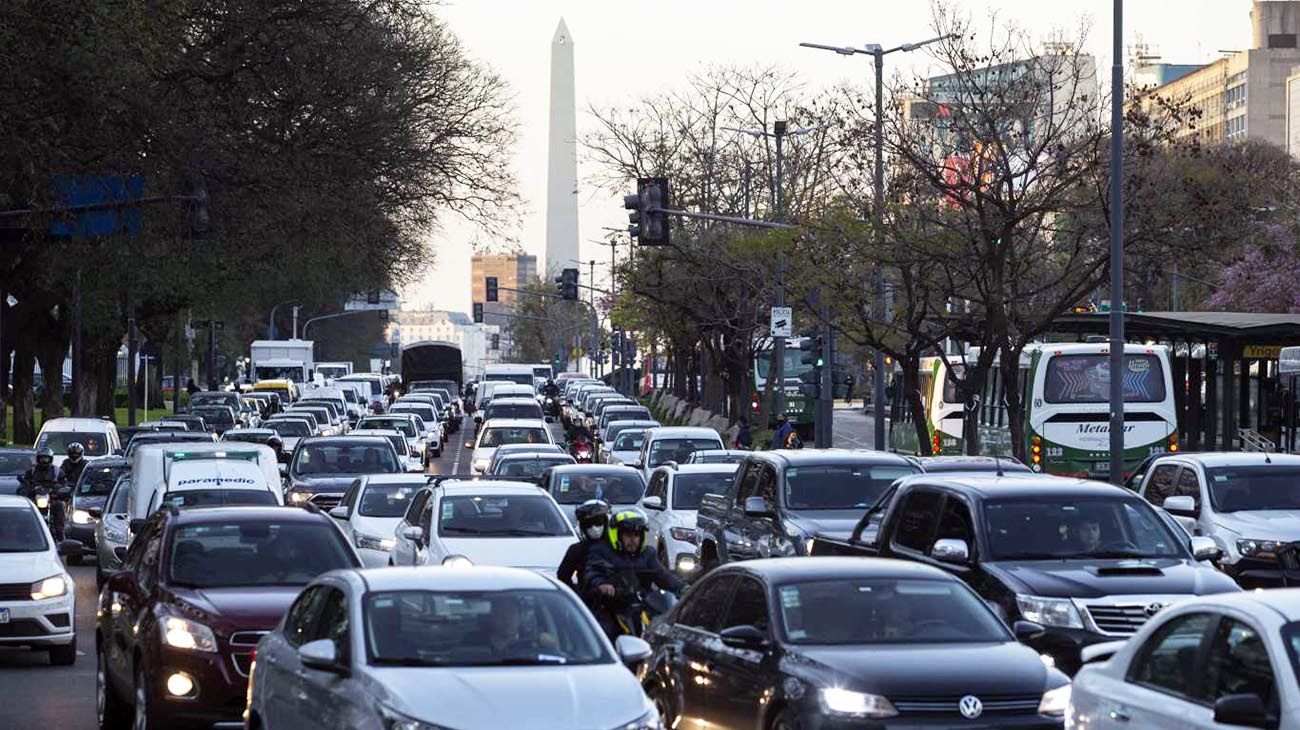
[845,372,855,407]
[771,413,793,450]
[734,418,753,450]
[186,378,200,396]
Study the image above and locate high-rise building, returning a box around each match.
[470,253,538,327]
[545,19,580,275]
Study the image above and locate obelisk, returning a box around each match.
[545,19,579,275]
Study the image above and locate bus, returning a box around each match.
[752,337,815,435]
[974,343,1177,478]
[888,356,966,455]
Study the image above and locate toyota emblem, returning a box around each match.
[1145,602,1166,617]
[958,694,983,720]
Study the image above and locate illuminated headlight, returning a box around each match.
[675,554,698,573]
[612,708,663,730]
[35,494,49,510]
[1237,539,1287,559]
[1016,594,1082,629]
[161,616,217,652]
[1038,683,1071,717]
[442,555,474,568]
[30,575,68,600]
[356,533,396,552]
[819,688,898,718]
[72,509,94,525]
[287,491,311,505]
[669,527,698,545]
[165,671,197,698]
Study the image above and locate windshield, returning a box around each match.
[167,521,355,588]
[1043,354,1166,404]
[359,482,419,517]
[0,506,48,552]
[194,408,233,425]
[674,473,737,509]
[603,410,648,427]
[364,589,609,667]
[983,497,1184,560]
[391,406,436,422]
[223,432,272,445]
[648,437,724,467]
[357,418,416,438]
[551,471,645,505]
[189,393,235,408]
[438,494,571,537]
[158,489,278,509]
[480,427,549,448]
[36,431,109,456]
[1207,466,1300,512]
[497,458,571,478]
[486,404,543,420]
[256,365,304,380]
[318,366,349,379]
[292,442,400,476]
[107,482,130,513]
[612,431,646,451]
[778,578,1011,645]
[756,349,816,381]
[77,464,127,496]
[784,465,917,510]
[0,451,34,476]
[266,421,311,438]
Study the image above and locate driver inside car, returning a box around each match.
[1070,514,1103,553]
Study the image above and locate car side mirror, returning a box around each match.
[112,448,124,457]
[1190,536,1223,562]
[743,496,775,519]
[931,538,970,564]
[465,441,475,449]
[1214,694,1277,729]
[401,525,424,545]
[642,496,664,511]
[328,506,349,520]
[719,624,768,651]
[614,635,652,666]
[278,464,289,477]
[129,518,147,534]
[88,507,103,519]
[1162,495,1197,518]
[1012,620,1044,641]
[299,639,347,675]
[58,539,83,557]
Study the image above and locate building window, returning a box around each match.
[1226,114,1247,141]
[1226,84,1247,110]
[1270,33,1298,49]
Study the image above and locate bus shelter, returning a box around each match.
[1050,312,1300,453]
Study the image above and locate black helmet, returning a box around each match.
[67,443,84,459]
[266,435,284,452]
[36,447,54,463]
[575,499,610,539]
[608,509,648,552]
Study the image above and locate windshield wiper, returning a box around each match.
[1084,550,1157,559]
[993,552,1069,560]
[497,529,564,537]
[371,657,449,667]
[468,656,569,666]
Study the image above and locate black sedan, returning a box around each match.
[0,447,35,495]
[641,557,1070,729]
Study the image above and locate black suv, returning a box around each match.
[95,505,361,729]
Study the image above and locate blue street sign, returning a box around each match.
[50,174,144,238]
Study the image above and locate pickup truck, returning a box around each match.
[693,449,918,572]
[813,474,1237,674]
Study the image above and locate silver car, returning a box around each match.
[248,566,659,730]
[93,475,132,588]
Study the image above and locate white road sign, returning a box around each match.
[770,306,792,338]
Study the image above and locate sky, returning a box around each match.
[402,0,1252,313]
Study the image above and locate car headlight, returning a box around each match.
[1237,539,1287,558]
[30,575,68,600]
[161,616,217,652]
[669,527,698,545]
[287,491,311,505]
[356,532,396,552]
[472,459,489,472]
[1038,683,1071,717]
[102,521,129,545]
[35,494,49,509]
[612,708,662,730]
[1016,594,1082,629]
[442,555,474,568]
[71,509,94,525]
[379,704,453,730]
[818,687,898,718]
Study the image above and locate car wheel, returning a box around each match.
[433,447,442,458]
[133,665,159,730]
[49,635,76,666]
[97,645,131,730]
[771,708,804,730]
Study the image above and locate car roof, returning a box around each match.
[549,463,641,473]
[918,456,1033,473]
[299,436,392,446]
[1162,452,1300,468]
[902,474,1131,499]
[361,474,438,485]
[746,448,917,468]
[0,494,38,509]
[481,418,549,428]
[488,398,543,406]
[437,480,558,495]
[0,447,35,454]
[666,463,739,474]
[170,505,329,525]
[356,565,562,593]
[717,556,957,583]
[645,427,723,438]
[84,457,130,469]
[1176,588,1300,621]
[496,452,573,462]
[349,429,402,437]
[40,417,115,430]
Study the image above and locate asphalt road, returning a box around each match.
[832,406,887,450]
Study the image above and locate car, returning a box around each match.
[65,456,130,563]
[237,397,263,428]
[0,447,35,495]
[261,417,313,455]
[35,416,122,467]
[122,430,218,459]
[297,397,349,431]
[491,451,576,482]
[94,475,132,587]
[95,505,363,730]
[915,454,1034,474]
[387,403,443,456]
[271,410,322,435]
[486,442,567,475]
[220,427,279,446]
[356,414,430,466]
[633,427,726,482]
[1135,451,1300,588]
[185,389,244,414]
[641,463,739,575]
[595,404,651,439]
[326,474,430,567]
[541,464,647,527]
[244,391,284,417]
[642,557,1071,729]
[684,448,750,465]
[0,494,79,665]
[1070,589,1300,729]
[482,396,546,422]
[349,428,423,473]
[600,420,660,460]
[391,480,575,571]
[336,373,387,410]
[600,427,648,465]
[284,435,404,510]
[246,566,658,730]
[161,414,207,432]
[468,418,555,475]
[288,404,342,436]
[486,383,537,402]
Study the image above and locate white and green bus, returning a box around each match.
[752,337,816,433]
[974,343,1178,478]
[889,357,966,456]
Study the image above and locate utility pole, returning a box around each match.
[207,320,217,391]
[1108,0,1126,484]
[773,120,787,419]
[127,307,138,426]
[292,305,301,340]
[173,313,183,413]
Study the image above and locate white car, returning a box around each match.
[640,463,739,575]
[0,494,78,664]
[36,416,122,467]
[633,426,726,483]
[349,429,423,473]
[392,480,575,572]
[600,428,649,465]
[328,474,429,567]
[247,566,657,730]
[468,418,555,475]
[356,414,430,466]
[388,404,443,457]
[1069,589,1300,729]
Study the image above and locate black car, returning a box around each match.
[66,456,130,562]
[0,447,36,495]
[162,413,209,432]
[642,557,1071,729]
[285,436,403,509]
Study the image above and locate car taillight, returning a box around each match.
[1168,432,1179,453]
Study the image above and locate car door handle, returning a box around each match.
[1109,710,1130,722]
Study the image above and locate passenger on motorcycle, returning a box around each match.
[557,500,610,592]
[583,510,684,638]
[19,447,66,539]
[58,443,88,487]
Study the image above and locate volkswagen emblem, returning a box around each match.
[1145,602,1166,617]
[958,694,983,720]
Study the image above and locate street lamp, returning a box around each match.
[800,34,950,451]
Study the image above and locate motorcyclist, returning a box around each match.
[266,435,291,464]
[20,448,64,539]
[58,443,88,487]
[541,379,561,399]
[568,423,595,462]
[557,500,610,592]
[583,510,684,638]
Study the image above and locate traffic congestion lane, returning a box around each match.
[0,563,96,730]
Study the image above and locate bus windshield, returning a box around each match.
[1043,354,1166,404]
[756,350,815,381]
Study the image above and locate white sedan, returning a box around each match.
[329,474,430,567]
[0,494,78,665]
[1069,589,1300,729]
[392,480,575,572]
[468,418,555,475]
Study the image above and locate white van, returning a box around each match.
[482,364,537,387]
[36,417,122,468]
[128,443,283,521]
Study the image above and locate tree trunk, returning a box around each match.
[36,326,69,422]
[1000,346,1028,463]
[95,348,117,421]
[900,353,931,454]
[960,349,997,456]
[11,345,36,445]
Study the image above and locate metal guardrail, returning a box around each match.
[1239,428,1276,453]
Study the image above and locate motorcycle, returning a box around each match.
[608,579,678,639]
[542,396,560,421]
[570,439,594,463]
[24,480,69,539]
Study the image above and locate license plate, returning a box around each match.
[0,608,9,624]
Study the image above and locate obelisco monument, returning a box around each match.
[545,19,579,274]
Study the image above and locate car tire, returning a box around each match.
[771,708,804,730]
[97,645,130,730]
[133,665,161,730]
[49,636,76,666]
[433,447,442,458]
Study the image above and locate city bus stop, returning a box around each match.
[1051,312,1300,453]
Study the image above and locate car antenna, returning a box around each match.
[1264,443,1273,465]
[994,455,1005,478]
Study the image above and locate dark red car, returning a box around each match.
[95,504,361,730]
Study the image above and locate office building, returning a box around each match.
[470,253,538,327]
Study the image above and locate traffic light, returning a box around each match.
[472,302,484,324]
[800,336,825,369]
[490,333,500,350]
[485,276,498,303]
[622,177,671,245]
[558,268,579,301]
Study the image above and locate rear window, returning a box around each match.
[438,494,571,537]
[486,404,544,420]
[78,465,127,496]
[168,521,356,588]
[36,431,110,456]
[480,427,550,448]
[1043,354,1166,404]
[0,451,34,476]
[551,471,645,505]
[673,473,737,509]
